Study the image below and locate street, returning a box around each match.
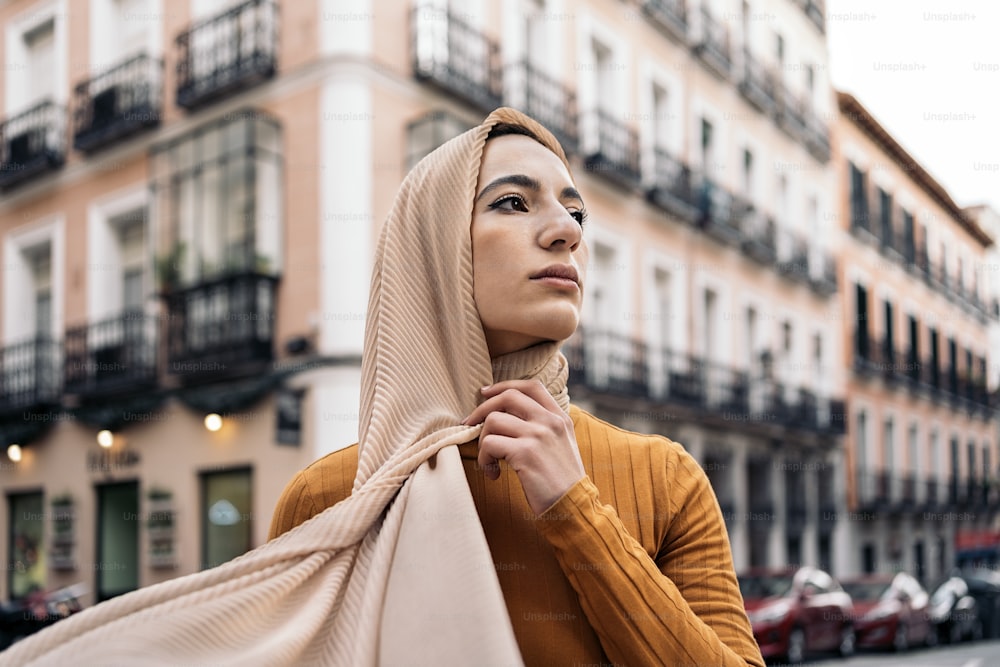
[807,640,1000,666]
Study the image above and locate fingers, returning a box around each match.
[461,380,558,427]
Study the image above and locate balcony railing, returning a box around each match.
[647,147,700,223]
[0,337,61,415]
[856,469,891,511]
[0,101,67,190]
[564,327,845,435]
[740,209,777,265]
[64,311,158,397]
[176,0,277,110]
[582,110,641,187]
[162,270,278,381]
[777,86,809,143]
[405,109,472,170]
[641,0,688,43]
[804,109,830,162]
[739,51,777,114]
[693,6,731,78]
[73,53,163,152]
[805,0,826,32]
[506,61,578,154]
[412,2,503,113]
[779,233,811,282]
[697,179,744,247]
[810,252,838,296]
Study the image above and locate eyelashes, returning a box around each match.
[488,193,588,227]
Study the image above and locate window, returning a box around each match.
[652,83,670,150]
[703,288,718,359]
[849,162,868,229]
[6,491,45,599]
[901,209,915,263]
[878,188,892,245]
[28,245,53,339]
[405,110,470,170]
[700,117,714,170]
[775,33,785,68]
[201,468,253,569]
[151,111,283,285]
[907,315,918,368]
[929,327,939,387]
[855,283,869,360]
[884,418,895,472]
[909,423,919,480]
[746,307,758,367]
[883,300,894,357]
[654,268,672,351]
[856,410,868,469]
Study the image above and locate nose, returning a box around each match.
[538,203,583,252]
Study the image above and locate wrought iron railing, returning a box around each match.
[0,336,61,414]
[64,310,157,396]
[647,147,700,222]
[641,0,688,41]
[582,109,641,186]
[506,60,578,154]
[163,271,278,380]
[73,53,163,152]
[739,50,777,113]
[856,469,891,511]
[0,100,67,190]
[693,5,731,76]
[176,0,277,110]
[412,2,502,112]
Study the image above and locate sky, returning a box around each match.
[825,0,1000,215]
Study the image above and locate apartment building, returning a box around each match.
[0,0,849,606]
[837,91,998,582]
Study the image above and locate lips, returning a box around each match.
[530,264,580,285]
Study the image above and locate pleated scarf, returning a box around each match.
[0,107,573,666]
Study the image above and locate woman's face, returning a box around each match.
[471,133,589,357]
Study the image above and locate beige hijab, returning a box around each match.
[0,108,573,666]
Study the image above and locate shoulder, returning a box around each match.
[268,444,359,540]
[569,404,703,477]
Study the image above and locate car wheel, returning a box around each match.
[786,627,806,664]
[838,624,856,658]
[893,623,908,652]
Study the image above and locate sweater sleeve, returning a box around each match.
[535,460,764,667]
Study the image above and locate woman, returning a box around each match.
[270,108,764,666]
[1,108,763,667]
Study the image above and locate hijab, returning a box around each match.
[0,107,572,666]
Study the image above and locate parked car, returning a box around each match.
[841,572,934,651]
[739,566,855,664]
[0,583,86,650]
[929,576,982,644]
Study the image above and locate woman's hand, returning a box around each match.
[462,380,586,515]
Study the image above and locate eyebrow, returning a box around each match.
[475,174,584,206]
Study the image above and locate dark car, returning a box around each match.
[929,576,982,644]
[0,583,86,650]
[841,572,934,651]
[739,566,855,664]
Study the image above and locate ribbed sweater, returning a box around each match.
[270,405,765,667]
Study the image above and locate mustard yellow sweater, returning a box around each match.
[269,405,764,667]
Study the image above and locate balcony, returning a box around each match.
[582,110,641,188]
[647,147,700,223]
[856,469,891,512]
[64,311,158,398]
[850,195,872,236]
[176,0,277,110]
[921,477,942,511]
[0,101,67,190]
[73,53,163,153]
[810,252,837,296]
[739,51,777,114]
[162,270,279,383]
[804,110,830,162]
[564,327,845,435]
[412,2,502,113]
[778,233,811,283]
[506,61,578,154]
[740,209,777,265]
[805,0,826,32]
[692,6,731,79]
[696,179,744,247]
[405,109,472,170]
[642,0,688,43]
[777,86,809,144]
[0,337,61,416]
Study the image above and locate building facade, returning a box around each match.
[8,0,990,609]
[836,91,998,583]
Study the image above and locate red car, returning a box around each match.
[841,573,934,651]
[739,566,855,664]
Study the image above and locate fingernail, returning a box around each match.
[460,416,468,425]
[480,385,491,392]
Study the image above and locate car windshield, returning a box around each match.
[842,581,892,601]
[739,575,794,599]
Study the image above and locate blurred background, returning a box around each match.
[0,0,997,659]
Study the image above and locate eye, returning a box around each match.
[488,194,528,213]
[570,208,588,227]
